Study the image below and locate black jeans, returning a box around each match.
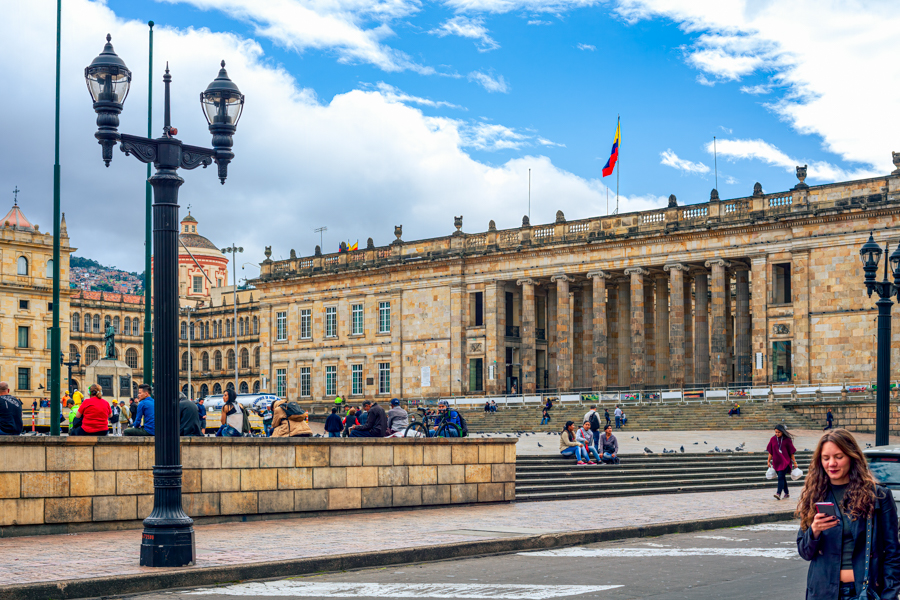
[838,583,856,600]
[776,468,790,496]
[69,427,107,436]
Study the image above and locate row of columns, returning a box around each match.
[515,261,752,393]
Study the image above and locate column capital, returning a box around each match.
[624,267,649,276]
[516,278,535,286]
[550,273,571,283]
[729,260,750,271]
[704,258,730,269]
[586,270,613,280]
[663,262,689,273]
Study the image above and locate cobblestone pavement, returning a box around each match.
[0,489,795,588]
[480,428,881,456]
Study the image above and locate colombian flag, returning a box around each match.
[602,118,620,177]
[350,240,358,251]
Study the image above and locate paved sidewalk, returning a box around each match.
[0,488,795,591]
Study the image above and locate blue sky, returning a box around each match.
[2,0,897,270]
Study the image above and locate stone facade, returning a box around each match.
[0,437,516,535]
[254,169,900,400]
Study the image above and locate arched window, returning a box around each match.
[254,346,260,368]
[180,321,187,340]
[132,318,140,336]
[253,380,260,393]
[72,313,80,332]
[212,321,218,338]
[83,313,90,331]
[182,383,189,396]
[201,352,209,371]
[85,345,98,364]
[71,379,80,393]
[125,348,138,369]
[104,315,111,330]
[240,381,249,394]
[200,384,209,398]
[181,352,189,372]
[205,322,209,340]
[226,382,235,391]
[212,383,222,394]
[46,259,54,278]
[17,256,27,275]
[69,344,79,361]
[253,316,258,335]
[240,318,245,336]
[214,351,222,370]
[113,316,120,333]
[189,322,195,340]
[124,317,131,335]
[241,348,249,369]
[93,315,100,333]
[227,349,235,370]
[225,319,231,337]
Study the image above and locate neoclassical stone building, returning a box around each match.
[254,161,900,401]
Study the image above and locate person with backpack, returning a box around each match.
[325,407,344,437]
[342,408,358,437]
[428,400,465,437]
[109,399,122,436]
[350,400,386,437]
[586,406,602,453]
[271,398,312,437]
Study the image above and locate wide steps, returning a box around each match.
[517,479,802,501]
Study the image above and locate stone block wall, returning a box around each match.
[785,400,900,434]
[0,437,516,536]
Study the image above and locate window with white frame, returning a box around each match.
[276,311,287,341]
[378,362,390,394]
[276,368,287,398]
[378,301,391,333]
[300,309,311,339]
[300,367,311,397]
[192,276,202,294]
[351,364,363,396]
[351,303,363,335]
[325,306,337,338]
[16,256,27,276]
[325,365,337,396]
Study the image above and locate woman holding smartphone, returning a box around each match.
[796,429,900,600]
[767,424,799,500]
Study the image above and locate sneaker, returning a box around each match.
[589,461,598,465]
[774,494,781,501]
[577,461,586,465]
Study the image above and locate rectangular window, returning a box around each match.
[46,328,52,349]
[772,341,792,383]
[300,367,311,397]
[325,306,337,338]
[351,364,363,395]
[351,304,364,335]
[17,368,30,391]
[276,368,287,397]
[17,326,29,349]
[300,309,311,339]
[276,311,287,341]
[378,362,390,394]
[192,275,203,294]
[378,301,391,334]
[217,279,223,288]
[469,358,484,392]
[470,292,483,326]
[18,300,28,310]
[325,365,337,396]
[774,263,792,304]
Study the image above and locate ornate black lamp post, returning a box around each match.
[85,34,244,567]
[860,233,899,447]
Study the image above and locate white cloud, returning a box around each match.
[445,0,600,13]
[367,82,465,110]
[538,137,565,147]
[458,122,530,151]
[468,70,510,93]
[725,176,738,185]
[718,126,732,134]
[429,16,499,52]
[703,139,877,182]
[611,0,900,174]
[740,83,773,95]
[527,19,553,25]
[577,43,596,51]
[660,149,710,175]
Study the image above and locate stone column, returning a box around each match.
[734,266,751,384]
[707,259,729,387]
[625,268,649,388]
[580,286,592,389]
[750,257,768,384]
[607,282,618,388]
[664,263,687,387]
[654,273,670,387]
[792,251,810,384]
[548,288,557,389]
[587,271,611,390]
[693,269,710,385]
[644,280,655,386]
[617,278,631,387]
[450,284,466,397]
[517,278,536,394]
[551,274,572,391]
[484,282,504,395]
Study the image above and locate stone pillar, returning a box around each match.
[551,274,572,391]
[625,268,649,388]
[654,273,670,387]
[517,278,536,394]
[644,279,655,386]
[607,282,618,388]
[450,284,467,396]
[735,267,751,384]
[484,282,504,395]
[792,251,810,384]
[707,259,729,387]
[617,278,631,387]
[580,286,592,389]
[684,274,693,386]
[664,263,687,387]
[751,257,768,384]
[693,269,710,385]
[587,271,611,391]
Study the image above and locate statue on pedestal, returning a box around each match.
[104,325,116,359]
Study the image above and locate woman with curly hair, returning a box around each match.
[796,429,900,600]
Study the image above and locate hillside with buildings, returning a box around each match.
[69,256,144,294]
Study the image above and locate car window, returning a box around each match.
[869,457,900,485]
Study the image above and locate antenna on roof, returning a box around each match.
[12,186,19,206]
[714,136,718,190]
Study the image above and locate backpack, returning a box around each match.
[456,411,469,437]
[589,412,600,431]
[282,401,305,418]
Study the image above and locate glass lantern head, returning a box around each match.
[890,242,900,282]
[860,233,882,281]
[201,61,244,127]
[84,34,132,105]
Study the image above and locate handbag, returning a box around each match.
[766,467,776,480]
[790,467,803,481]
[856,516,880,600]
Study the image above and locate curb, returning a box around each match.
[0,509,797,600]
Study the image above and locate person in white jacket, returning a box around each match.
[575,421,602,464]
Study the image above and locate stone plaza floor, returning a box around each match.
[0,488,796,589]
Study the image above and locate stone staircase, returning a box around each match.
[461,402,821,434]
[515,451,812,502]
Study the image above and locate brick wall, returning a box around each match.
[0,437,516,536]
[785,400,900,434]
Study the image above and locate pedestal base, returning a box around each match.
[140,526,196,567]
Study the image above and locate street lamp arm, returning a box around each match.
[180,144,216,171]
[120,133,157,164]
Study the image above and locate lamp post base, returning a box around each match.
[140,525,196,567]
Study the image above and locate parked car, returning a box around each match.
[864,445,900,514]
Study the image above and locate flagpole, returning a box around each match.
[616,115,619,214]
[714,135,718,190]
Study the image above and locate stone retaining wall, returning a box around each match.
[785,400,900,434]
[0,437,516,537]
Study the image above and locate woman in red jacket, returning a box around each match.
[70,384,111,436]
[767,424,799,500]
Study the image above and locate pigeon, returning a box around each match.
[714,446,721,452]
[636,437,640,441]
[663,448,668,453]
[631,436,634,439]
[643,447,653,453]
[704,441,707,444]
[680,446,685,453]
[693,442,699,445]
[537,442,543,447]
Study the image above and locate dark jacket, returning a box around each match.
[797,485,900,600]
[354,403,386,436]
[0,394,23,435]
[178,399,203,437]
[324,412,344,433]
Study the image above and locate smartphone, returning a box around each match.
[816,502,838,517]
